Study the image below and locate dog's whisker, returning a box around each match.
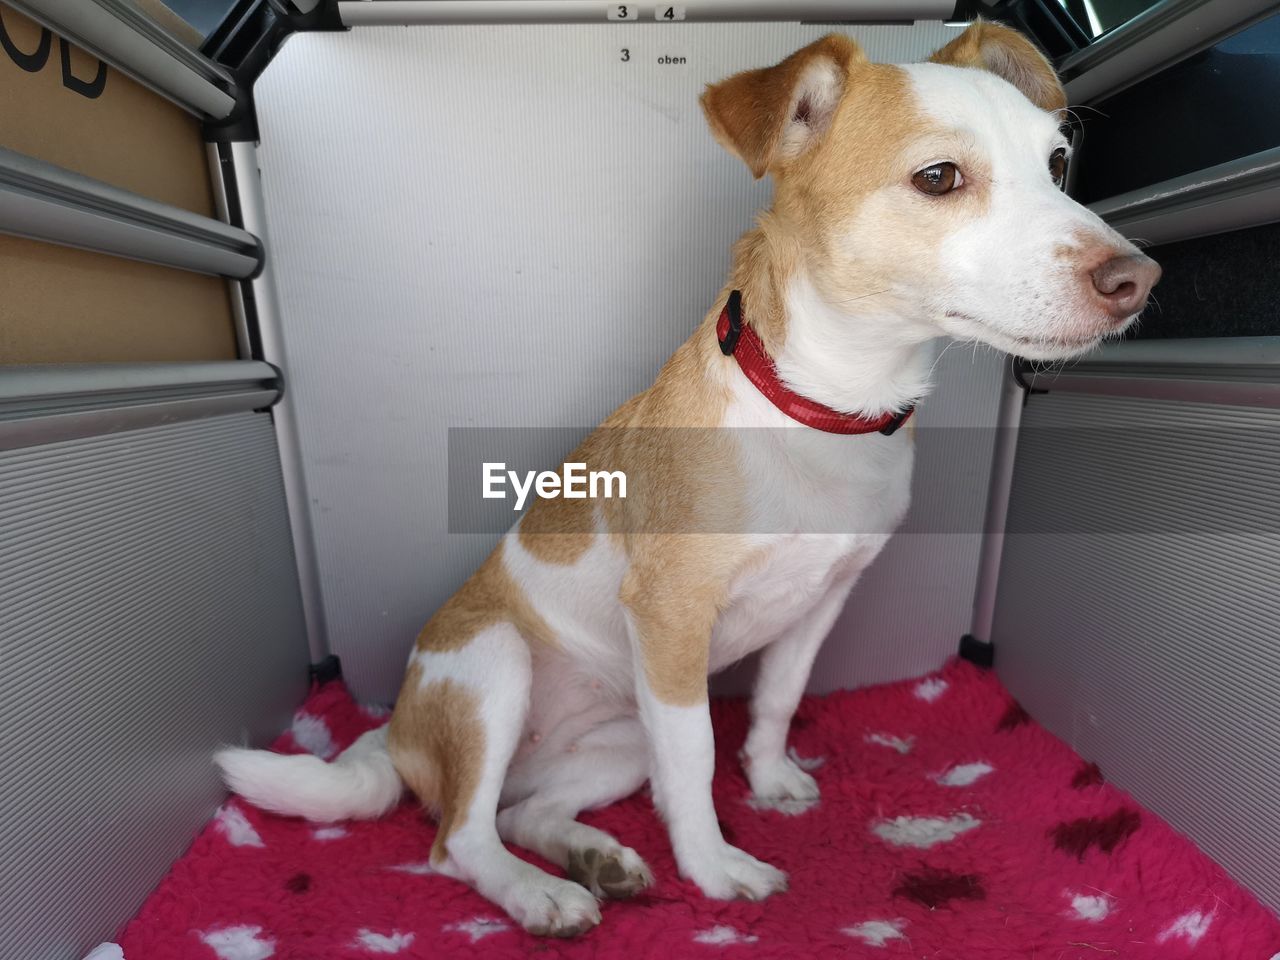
[925,338,969,381]
[1067,103,1110,119]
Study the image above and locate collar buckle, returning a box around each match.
[717,289,743,356]
[878,407,914,436]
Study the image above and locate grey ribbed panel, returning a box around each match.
[993,391,1280,912]
[251,22,1005,703]
[0,413,310,959]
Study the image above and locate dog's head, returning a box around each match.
[701,22,1160,362]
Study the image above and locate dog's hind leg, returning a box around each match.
[390,623,601,937]
[497,717,652,898]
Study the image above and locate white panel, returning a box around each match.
[253,21,1005,702]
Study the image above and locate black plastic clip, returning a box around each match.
[309,654,343,686]
[958,634,995,669]
[879,407,914,436]
[718,289,743,356]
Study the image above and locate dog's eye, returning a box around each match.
[1049,147,1068,186]
[912,162,963,196]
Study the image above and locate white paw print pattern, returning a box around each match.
[1157,910,1215,947]
[445,917,510,943]
[693,925,759,946]
[199,925,275,960]
[934,762,994,787]
[913,678,949,703]
[290,712,336,759]
[843,919,907,947]
[214,805,263,848]
[1067,892,1112,922]
[353,930,414,954]
[865,732,915,755]
[872,813,980,849]
[311,826,348,841]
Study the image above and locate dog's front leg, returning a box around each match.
[741,576,857,811]
[624,588,787,901]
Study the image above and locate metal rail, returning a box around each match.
[1090,146,1280,247]
[0,147,262,278]
[339,0,956,25]
[0,361,281,452]
[7,0,236,118]
[1017,337,1280,409]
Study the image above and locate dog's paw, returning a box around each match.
[567,844,653,899]
[683,843,788,901]
[507,876,602,937]
[747,755,820,814]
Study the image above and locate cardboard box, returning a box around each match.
[0,4,237,362]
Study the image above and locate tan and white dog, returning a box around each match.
[218,22,1159,937]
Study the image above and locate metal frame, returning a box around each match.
[6,0,237,118]
[1061,0,1280,104]
[206,142,255,357]
[1018,337,1280,408]
[0,146,262,278]
[968,361,1025,644]
[0,361,280,452]
[1090,146,1280,247]
[227,139,331,663]
[339,0,956,25]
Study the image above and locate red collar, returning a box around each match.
[716,290,914,436]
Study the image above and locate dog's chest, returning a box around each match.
[709,532,883,670]
[707,421,914,669]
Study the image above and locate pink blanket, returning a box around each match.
[120,660,1280,959]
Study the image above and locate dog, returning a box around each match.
[217,21,1159,937]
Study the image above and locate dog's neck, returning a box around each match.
[722,223,935,419]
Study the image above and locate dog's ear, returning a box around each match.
[701,34,863,179]
[929,21,1066,113]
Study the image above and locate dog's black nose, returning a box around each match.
[1091,254,1161,320]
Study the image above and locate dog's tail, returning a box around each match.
[215,726,403,823]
